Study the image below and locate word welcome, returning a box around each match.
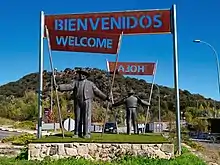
[54,15,162,32]
[108,62,155,75]
[56,36,113,49]
[49,31,120,54]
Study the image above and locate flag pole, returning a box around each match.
[143,61,158,134]
[45,26,65,138]
[101,32,123,136]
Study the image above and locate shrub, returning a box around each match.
[13,121,36,130]
[1,133,36,145]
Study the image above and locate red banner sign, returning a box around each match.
[48,30,120,54]
[45,9,171,35]
[108,62,156,75]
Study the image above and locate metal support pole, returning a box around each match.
[154,84,161,132]
[202,42,220,100]
[193,40,220,115]
[154,84,161,131]
[37,11,45,139]
[158,89,161,132]
[171,4,181,154]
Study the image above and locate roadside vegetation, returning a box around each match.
[0,147,205,165]
[1,133,36,145]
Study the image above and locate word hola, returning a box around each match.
[54,15,162,32]
[118,65,145,73]
[56,36,113,49]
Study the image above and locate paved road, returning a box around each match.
[190,138,220,150]
[198,141,220,150]
[0,130,21,139]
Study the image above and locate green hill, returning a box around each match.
[0,67,218,123]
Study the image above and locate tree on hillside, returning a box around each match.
[0,67,219,124]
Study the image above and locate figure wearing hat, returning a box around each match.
[57,68,110,138]
[112,89,150,135]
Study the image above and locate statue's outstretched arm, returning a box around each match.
[113,97,126,107]
[141,99,150,106]
[136,96,150,106]
[92,83,108,100]
[58,81,76,91]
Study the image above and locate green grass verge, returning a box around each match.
[1,133,36,145]
[0,148,206,165]
[0,117,36,130]
[13,121,36,130]
[31,132,169,144]
[0,117,15,125]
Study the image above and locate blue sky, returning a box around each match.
[0,0,220,100]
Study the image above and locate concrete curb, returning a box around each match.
[0,127,19,133]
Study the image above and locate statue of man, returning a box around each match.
[57,68,110,138]
[112,89,150,135]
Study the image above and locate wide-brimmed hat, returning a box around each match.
[75,68,90,76]
[128,89,135,94]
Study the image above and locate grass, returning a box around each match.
[0,117,36,130]
[0,148,206,165]
[1,132,168,146]
[0,117,15,126]
[1,133,36,145]
[31,132,169,144]
[13,121,36,130]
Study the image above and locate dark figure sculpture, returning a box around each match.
[112,90,150,135]
[57,68,109,138]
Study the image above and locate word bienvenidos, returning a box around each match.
[54,15,163,32]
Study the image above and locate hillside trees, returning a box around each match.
[0,68,219,127]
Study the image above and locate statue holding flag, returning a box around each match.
[56,68,110,138]
[112,89,150,135]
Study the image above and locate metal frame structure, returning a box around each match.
[37,4,181,154]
